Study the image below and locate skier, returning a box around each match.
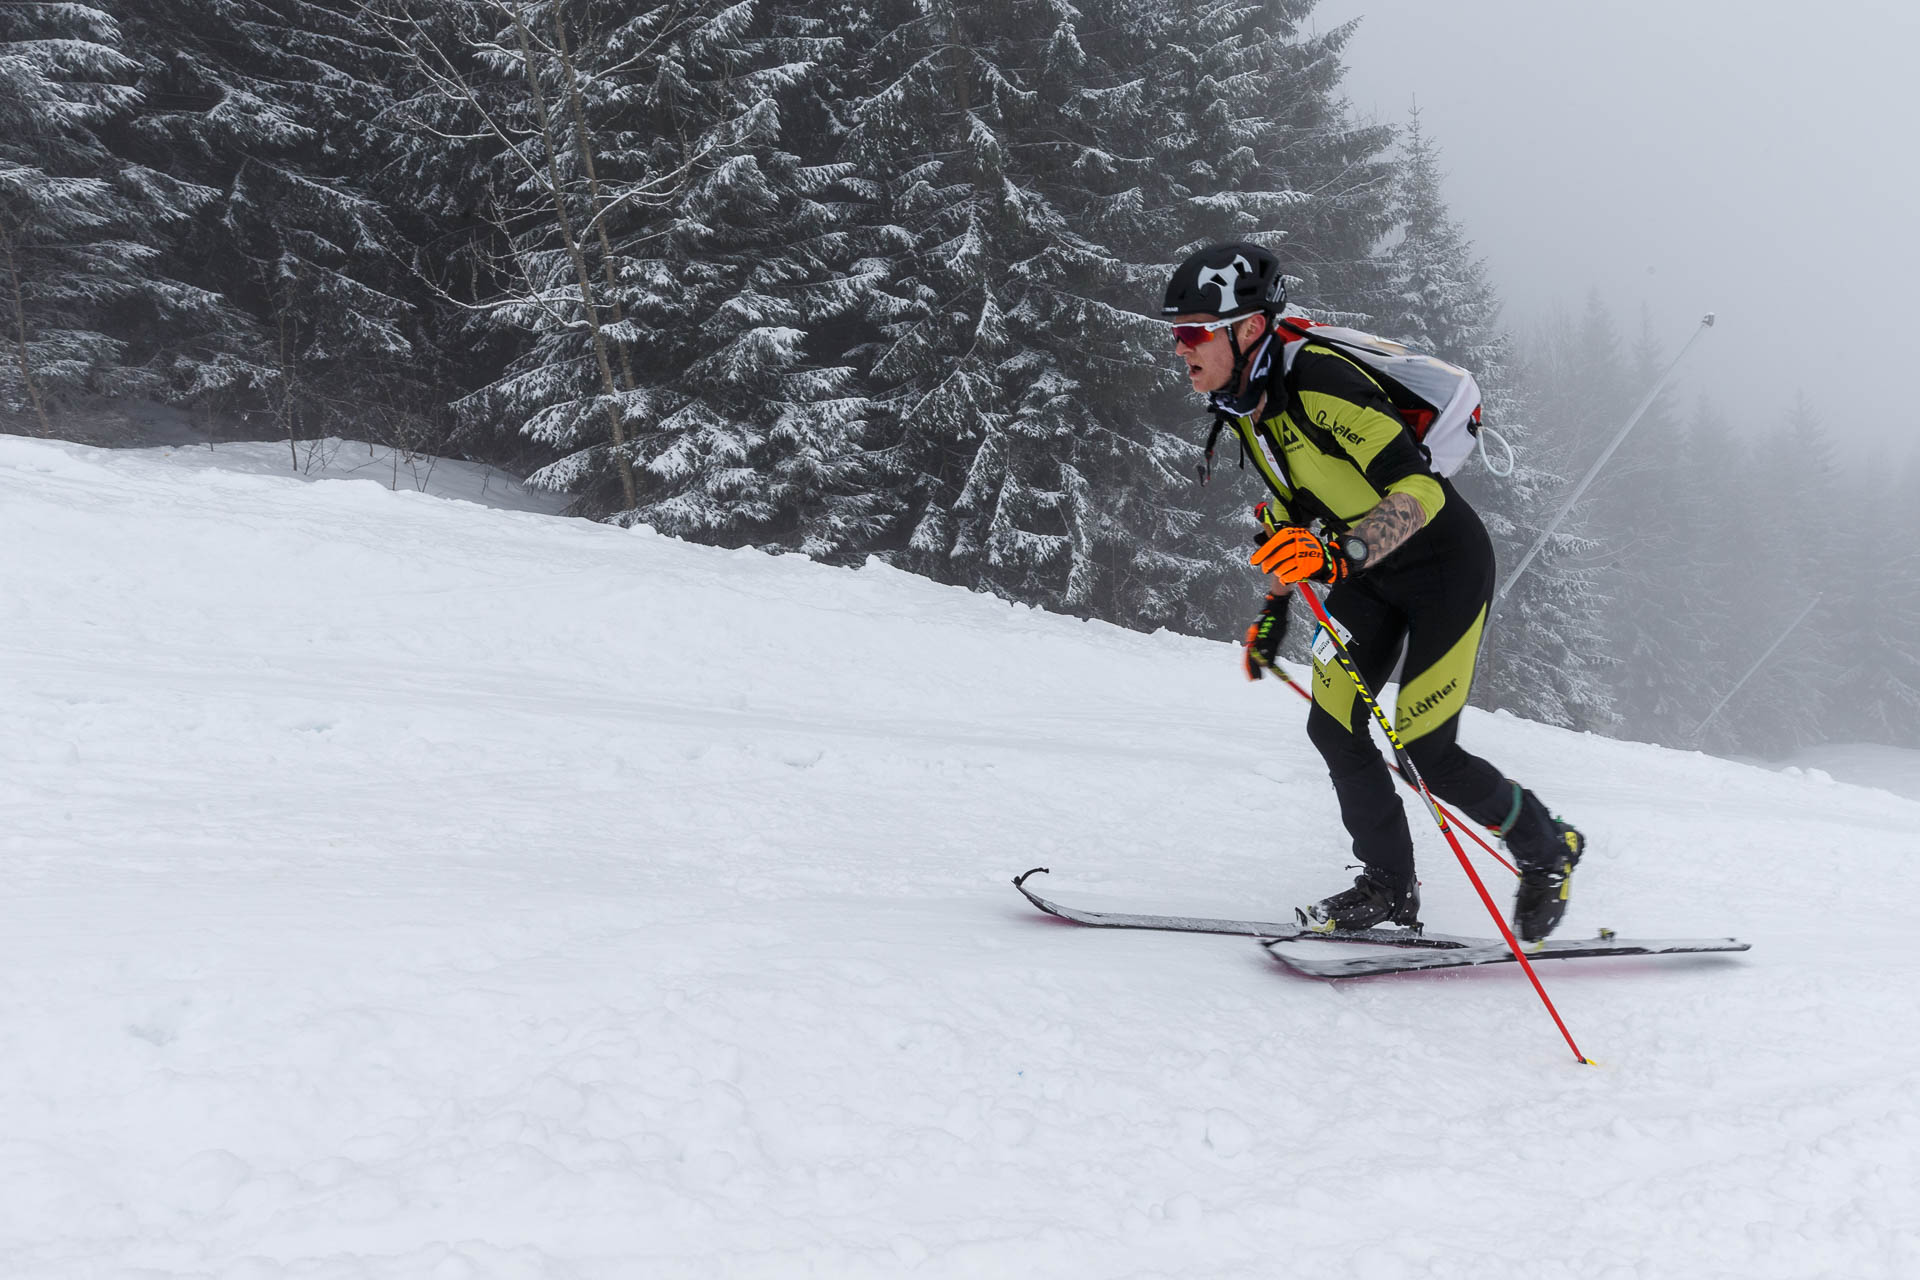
[1162,242,1584,942]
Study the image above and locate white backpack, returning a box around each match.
[1275,318,1511,478]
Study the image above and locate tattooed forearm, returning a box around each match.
[1348,492,1428,566]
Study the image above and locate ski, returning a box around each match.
[1012,867,1476,949]
[1263,931,1751,979]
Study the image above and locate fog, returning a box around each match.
[1315,0,1920,463]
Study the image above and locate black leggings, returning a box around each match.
[1301,494,1517,883]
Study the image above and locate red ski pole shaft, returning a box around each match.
[1293,582,1592,1066]
[1264,667,1518,876]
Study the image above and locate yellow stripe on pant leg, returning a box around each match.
[1392,605,1487,744]
[1311,644,1360,725]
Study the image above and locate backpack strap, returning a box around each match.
[1267,331,1344,459]
[1196,410,1248,485]
[1198,415,1225,485]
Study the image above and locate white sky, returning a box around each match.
[1312,0,1920,461]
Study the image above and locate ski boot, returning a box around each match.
[1297,869,1420,934]
[1512,820,1585,943]
[1478,780,1586,944]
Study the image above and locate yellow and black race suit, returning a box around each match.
[1236,342,1550,882]
[1228,341,1446,539]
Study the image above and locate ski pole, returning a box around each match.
[1293,582,1593,1066]
[1261,665,1519,876]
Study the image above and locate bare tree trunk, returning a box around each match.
[271,280,301,469]
[0,223,52,436]
[512,10,639,511]
[953,9,970,118]
[552,7,640,397]
[359,0,709,514]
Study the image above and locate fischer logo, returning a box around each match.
[1197,255,1253,311]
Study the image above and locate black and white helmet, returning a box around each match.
[1162,243,1286,319]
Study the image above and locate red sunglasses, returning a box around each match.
[1168,316,1242,348]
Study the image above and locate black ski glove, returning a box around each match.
[1243,589,1291,680]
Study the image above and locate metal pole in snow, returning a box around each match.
[1495,313,1717,605]
[1690,593,1823,744]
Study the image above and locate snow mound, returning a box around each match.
[133,435,570,515]
[1787,742,1920,804]
[2,434,1915,1279]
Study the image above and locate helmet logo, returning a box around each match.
[1197,255,1253,311]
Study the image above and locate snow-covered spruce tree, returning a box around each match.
[375,0,653,512]
[1373,107,1611,728]
[113,0,434,452]
[1824,447,1920,747]
[362,0,569,467]
[840,0,1397,633]
[1665,395,1753,742]
[1371,106,1493,365]
[1708,417,1920,755]
[1577,316,1727,745]
[839,0,1121,609]
[1470,423,1617,730]
[0,4,195,428]
[385,0,877,547]
[1710,394,1841,756]
[1509,293,1644,717]
[1164,0,1395,321]
[1459,361,1615,732]
[1108,0,1400,634]
[604,0,881,550]
[1528,292,1635,463]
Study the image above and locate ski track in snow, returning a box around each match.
[3,435,1916,1279]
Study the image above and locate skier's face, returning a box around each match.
[1172,313,1266,394]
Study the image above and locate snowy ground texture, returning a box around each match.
[4,434,1916,1279]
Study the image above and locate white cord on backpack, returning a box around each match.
[1477,424,1516,478]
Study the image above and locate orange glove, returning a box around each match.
[1251,524,1348,584]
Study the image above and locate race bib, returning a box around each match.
[1310,613,1353,667]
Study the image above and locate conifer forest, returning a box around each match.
[4,0,1914,757]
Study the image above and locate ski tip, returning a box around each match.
[1013,867,1050,888]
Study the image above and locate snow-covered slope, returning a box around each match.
[3,435,1915,1279]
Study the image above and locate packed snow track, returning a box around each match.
[3,436,1914,1278]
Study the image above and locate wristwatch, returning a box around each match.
[1338,531,1371,570]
